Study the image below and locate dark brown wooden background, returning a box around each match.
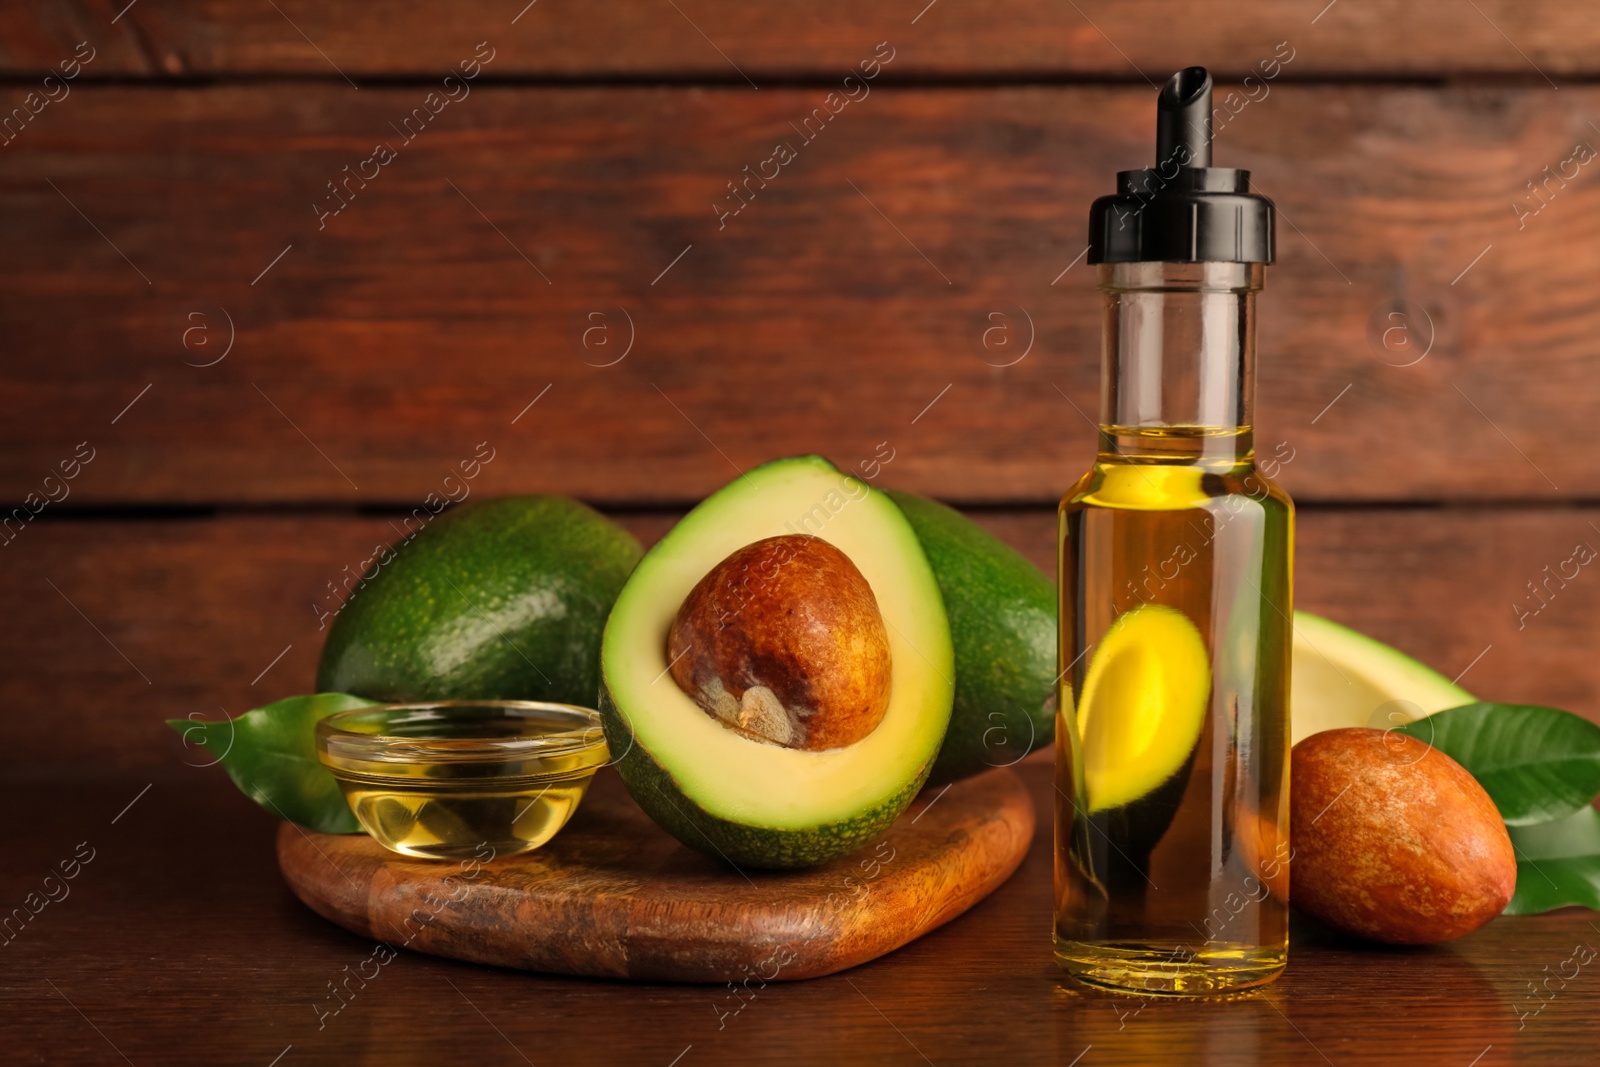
[6,1,1599,774]
[6,4,1600,1065]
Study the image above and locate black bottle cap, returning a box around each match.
[1087,67,1275,265]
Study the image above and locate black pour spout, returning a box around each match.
[1156,66,1213,169]
[1085,65,1274,265]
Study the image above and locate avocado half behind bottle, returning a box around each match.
[599,456,955,870]
[317,495,643,705]
[1289,611,1474,741]
[885,490,1057,785]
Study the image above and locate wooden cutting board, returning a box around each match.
[277,765,1034,983]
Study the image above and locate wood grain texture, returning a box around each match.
[276,765,1035,982]
[5,761,1596,1065]
[8,506,1597,772]
[2,85,1597,504]
[3,1,1598,78]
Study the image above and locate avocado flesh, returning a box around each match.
[1290,610,1474,743]
[1076,604,1212,814]
[600,456,954,870]
[885,491,1057,785]
[317,495,643,705]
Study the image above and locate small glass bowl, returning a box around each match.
[316,700,609,861]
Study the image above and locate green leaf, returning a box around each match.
[1505,855,1600,915]
[168,693,376,833]
[1394,703,1600,825]
[1510,806,1600,861]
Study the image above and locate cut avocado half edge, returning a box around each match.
[599,455,955,869]
[1290,610,1474,744]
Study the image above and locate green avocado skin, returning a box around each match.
[886,490,1057,785]
[598,681,931,870]
[316,496,643,705]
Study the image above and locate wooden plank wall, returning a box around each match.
[4,2,1597,771]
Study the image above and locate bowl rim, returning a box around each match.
[316,699,608,768]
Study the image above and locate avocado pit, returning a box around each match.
[667,534,891,750]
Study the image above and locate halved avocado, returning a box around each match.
[1290,610,1473,743]
[599,456,955,870]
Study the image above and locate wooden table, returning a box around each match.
[6,759,1593,1066]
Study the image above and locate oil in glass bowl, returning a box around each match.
[316,701,609,861]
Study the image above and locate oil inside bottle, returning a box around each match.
[1055,425,1291,994]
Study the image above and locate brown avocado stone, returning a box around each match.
[1289,727,1517,945]
[667,534,892,750]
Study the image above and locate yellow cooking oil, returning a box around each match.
[1055,424,1292,994]
[333,769,593,861]
[317,700,608,861]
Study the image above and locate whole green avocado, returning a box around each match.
[317,495,643,705]
[886,490,1057,784]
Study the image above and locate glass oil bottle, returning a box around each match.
[1054,67,1292,995]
